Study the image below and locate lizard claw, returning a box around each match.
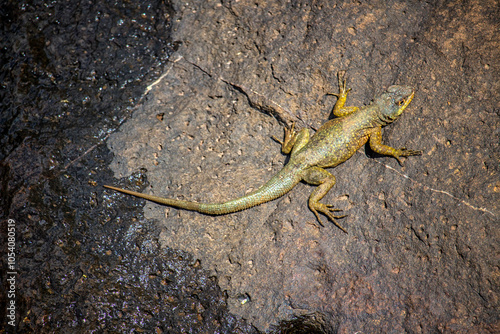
[337,71,351,96]
[310,203,348,233]
[326,71,351,98]
[272,122,296,145]
[399,148,423,156]
[394,147,422,166]
[285,122,296,140]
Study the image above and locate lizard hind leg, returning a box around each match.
[273,122,310,157]
[302,167,348,233]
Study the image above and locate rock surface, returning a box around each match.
[108,0,499,331]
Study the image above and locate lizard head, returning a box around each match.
[375,85,414,125]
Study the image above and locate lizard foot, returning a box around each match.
[327,71,351,99]
[394,147,423,165]
[310,203,348,233]
[329,70,351,98]
[272,122,301,154]
[337,70,351,96]
[272,122,295,145]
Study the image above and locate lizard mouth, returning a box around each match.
[395,91,414,117]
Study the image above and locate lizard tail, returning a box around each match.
[104,165,302,215]
[104,185,201,211]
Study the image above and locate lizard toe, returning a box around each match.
[310,202,348,233]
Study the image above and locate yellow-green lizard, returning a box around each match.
[105,72,421,233]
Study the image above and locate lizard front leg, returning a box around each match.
[368,128,422,165]
[329,71,359,117]
[302,166,347,233]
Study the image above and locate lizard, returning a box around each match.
[104,72,422,233]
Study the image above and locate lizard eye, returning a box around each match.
[397,99,405,106]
